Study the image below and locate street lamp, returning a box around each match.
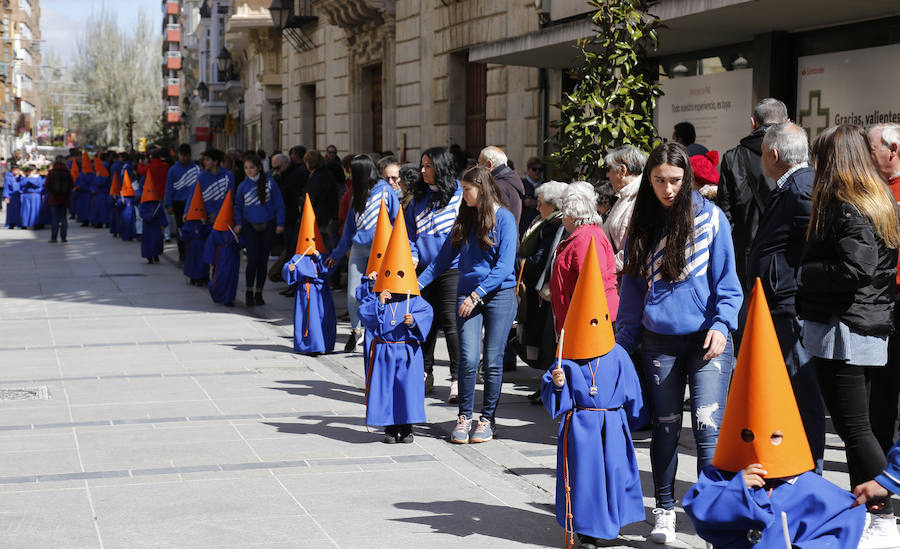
[268,0,290,29]
[216,47,232,81]
[196,81,208,101]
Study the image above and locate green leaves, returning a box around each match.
[548,0,662,179]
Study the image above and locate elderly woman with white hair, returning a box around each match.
[519,181,568,379]
[550,183,619,335]
[602,145,647,270]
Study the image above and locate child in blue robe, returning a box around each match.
[683,465,865,549]
[36,172,50,227]
[74,172,91,224]
[281,252,336,354]
[109,192,119,236]
[118,195,136,241]
[356,275,375,374]
[139,200,167,263]
[182,219,210,284]
[541,345,647,545]
[3,171,21,228]
[203,227,241,306]
[358,289,432,443]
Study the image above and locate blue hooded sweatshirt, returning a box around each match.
[404,183,462,269]
[165,161,201,208]
[234,176,286,227]
[615,193,743,353]
[331,179,399,260]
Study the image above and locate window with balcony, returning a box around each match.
[18,0,31,17]
[19,22,32,40]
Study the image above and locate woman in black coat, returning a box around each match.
[798,124,900,540]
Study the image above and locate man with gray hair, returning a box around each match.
[867,123,900,459]
[747,121,824,472]
[478,145,525,229]
[717,98,789,294]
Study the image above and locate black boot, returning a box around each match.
[397,425,414,443]
[245,290,255,306]
[383,425,398,444]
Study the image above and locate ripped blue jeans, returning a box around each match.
[641,330,734,510]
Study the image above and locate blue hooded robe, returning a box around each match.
[74,173,91,222]
[3,173,21,228]
[19,175,42,227]
[181,220,210,281]
[281,254,336,354]
[203,228,241,304]
[683,466,865,549]
[90,170,111,226]
[358,293,433,427]
[118,196,136,240]
[109,192,119,236]
[541,345,647,541]
[139,200,168,259]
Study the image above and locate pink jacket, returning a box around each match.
[550,223,619,334]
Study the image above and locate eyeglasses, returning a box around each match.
[387,176,401,182]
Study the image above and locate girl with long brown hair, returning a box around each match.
[616,142,742,543]
[798,124,900,546]
[417,165,518,445]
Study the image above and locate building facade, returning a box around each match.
[0,0,41,156]
[163,0,183,126]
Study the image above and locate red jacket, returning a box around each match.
[338,179,353,235]
[550,223,619,334]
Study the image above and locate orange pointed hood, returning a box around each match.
[712,278,814,478]
[81,152,93,174]
[120,171,135,197]
[295,194,326,255]
[109,172,121,196]
[140,170,161,203]
[373,205,419,296]
[94,156,109,177]
[184,183,207,222]
[365,200,392,276]
[558,237,615,359]
[70,158,80,180]
[213,189,235,231]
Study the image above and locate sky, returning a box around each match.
[41,0,161,65]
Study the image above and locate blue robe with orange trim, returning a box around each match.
[139,200,168,259]
[181,220,210,281]
[356,276,374,375]
[118,197,136,240]
[683,467,865,549]
[540,345,647,541]
[281,254,335,354]
[358,293,432,426]
[203,228,241,304]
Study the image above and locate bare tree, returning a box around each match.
[69,6,162,149]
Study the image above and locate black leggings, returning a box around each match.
[420,268,461,380]
[815,357,891,513]
[243,221,275,290]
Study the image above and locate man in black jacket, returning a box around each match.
[478,145,525,229]
[747,121,824,473]
[718,98,789,287]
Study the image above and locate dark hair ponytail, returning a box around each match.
[244,155,267,204]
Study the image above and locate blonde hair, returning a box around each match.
[809,124,900,248]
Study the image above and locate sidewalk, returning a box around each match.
[0,219,850,548]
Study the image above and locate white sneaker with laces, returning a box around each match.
[858,513,900,549]
[648,507,676,544]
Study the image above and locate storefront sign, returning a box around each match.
[656,69,754,155]
[797,44,900,141]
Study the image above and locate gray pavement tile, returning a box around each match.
[0,448,83,476]
[36,470,130,482]
[78,439,260,471]
[131,464,222,476]
[69,400,222,422]
[0,487,101,548]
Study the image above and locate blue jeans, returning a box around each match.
[642,330,734,509]
[49,204,67,241]
[347,243,371,332]
[457,286,517,422]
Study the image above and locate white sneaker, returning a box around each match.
[447,381,459,403]
[648,507,676,544]
[858,513,900,549]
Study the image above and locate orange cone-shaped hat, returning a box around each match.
[70,158,80,180]
[558,237,615,359]
[81,152,93,174]
[373,205,419,296]
[121,170,135,197]
[109,172,121,196]
[712,279,814,478]
[213,189,235,231]
[140,170,161,203]
[295,194,326,255]
[94,156,109,177]
[184,183,207,222]
[365,200,392,276]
